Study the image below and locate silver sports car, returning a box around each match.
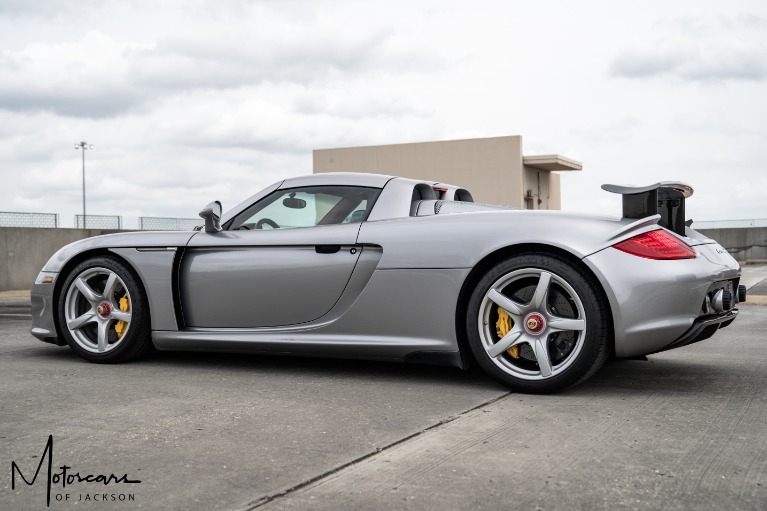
[31,172,744,393]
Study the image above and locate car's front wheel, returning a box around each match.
[57,256,152,363]
[466,253,610,393]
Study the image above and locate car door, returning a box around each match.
[180,185,379,328]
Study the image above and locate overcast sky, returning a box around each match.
[1,0,765,227]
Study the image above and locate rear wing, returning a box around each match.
[601,181,693,236]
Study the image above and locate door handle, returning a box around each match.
[315,245,341,254]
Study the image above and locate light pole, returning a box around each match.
[74,141,93,228]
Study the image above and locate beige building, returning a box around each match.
[313,135,581,209]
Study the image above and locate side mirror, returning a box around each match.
[199,201,222,233]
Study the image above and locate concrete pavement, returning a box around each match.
[741,264,767,291]
[1,314,506,510]
[252,305,767,511]
[2,300,767,510]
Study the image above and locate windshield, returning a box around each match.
[227,186,382,230]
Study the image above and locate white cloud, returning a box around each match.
[0,0,766,228]
[0,32,147,117]
[0,11,444,119]
[610,15,767,82]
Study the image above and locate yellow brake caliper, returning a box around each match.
[114,294,130,339]
[495,307,519,358]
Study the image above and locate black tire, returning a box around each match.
[466,253,610,393]
[57,255,153,363]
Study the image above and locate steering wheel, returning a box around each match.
[256,218,280,229]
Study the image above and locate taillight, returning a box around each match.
[613,230,696,260]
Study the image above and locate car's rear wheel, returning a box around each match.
[58,256,152,363]
[466,253,610,393]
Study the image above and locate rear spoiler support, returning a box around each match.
[601,182,693,236]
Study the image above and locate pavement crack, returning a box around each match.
[233,391,512,511]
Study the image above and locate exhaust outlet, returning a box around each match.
[712,289,732,312]
[737,284,747,303]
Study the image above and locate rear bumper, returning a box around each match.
[583,242,741,357]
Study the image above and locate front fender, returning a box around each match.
[42,231,197,272]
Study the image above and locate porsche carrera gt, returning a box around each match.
[30,173,744,393]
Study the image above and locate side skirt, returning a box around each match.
[151,330,462,367]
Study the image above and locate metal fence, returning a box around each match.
[2,210,764,232]
[693,219,767,229]
[138,216,202,231]
[75,214,122,229]
[0,211,59,228]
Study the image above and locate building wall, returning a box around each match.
[314,136,526,207]
[549,173,562,210]
[522,166,560,210]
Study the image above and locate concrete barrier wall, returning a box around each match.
[696,227,767,263]
[1,225,765,292]
[0,227,130,291]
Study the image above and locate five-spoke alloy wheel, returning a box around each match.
[467,253,610,393]
[58,256,152,363]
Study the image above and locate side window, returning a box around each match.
[228,186,381,230]
[342,199,370,223]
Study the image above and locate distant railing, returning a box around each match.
[138,217,201,231]
[2,211,763,233]
[693,219,767,229]
[75,214,122,229]
[0,211,59,228]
